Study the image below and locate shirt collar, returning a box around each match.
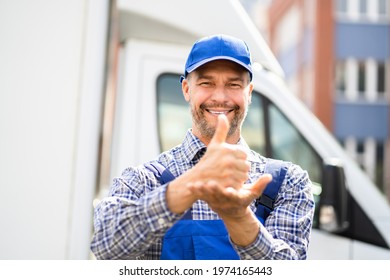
[236,137,261,163]
[180,130,207,163]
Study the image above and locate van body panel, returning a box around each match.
[117,0,284,77]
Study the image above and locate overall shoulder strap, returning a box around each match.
[255,158,290,223]
[144,161,176,185]
[144,161,192,220]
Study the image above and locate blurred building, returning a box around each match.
[240,0,272,42]
[267,0,390,201]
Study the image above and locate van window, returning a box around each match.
[241,93,266,155]
[157,73,192,150]
[268,104,322,184]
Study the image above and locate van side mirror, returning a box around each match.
[319,158,350,233]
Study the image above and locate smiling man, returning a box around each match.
[91,34,315,260]
[184,59,252,145]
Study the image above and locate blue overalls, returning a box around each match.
[145,159,288,260]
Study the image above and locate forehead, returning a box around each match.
[192,60,249,79]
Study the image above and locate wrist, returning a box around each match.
[165,172,198,214]
[221,208,260,247]
[219,206,254,222]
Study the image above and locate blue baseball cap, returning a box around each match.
[180,34,253,82]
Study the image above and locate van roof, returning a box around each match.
[118,0,285,78]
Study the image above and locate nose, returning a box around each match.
[210,85,229,103]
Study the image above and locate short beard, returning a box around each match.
[191,102,247,141]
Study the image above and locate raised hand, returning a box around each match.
[193,114,250,190]
[188,114,272,218]
[167,114,272,223]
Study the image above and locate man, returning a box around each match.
[91,34,315,260]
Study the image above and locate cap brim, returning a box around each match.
[186,55,252,75]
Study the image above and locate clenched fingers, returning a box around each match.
[187,174,273,213]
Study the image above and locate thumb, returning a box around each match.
[210,114,230,145]
[250,174,273,198]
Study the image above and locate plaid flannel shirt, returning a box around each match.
[91,130,315,260]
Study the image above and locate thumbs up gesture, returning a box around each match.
[166,113,272,220]
[197,114,250,190]
[188,114,272,218]
[209,113,231,146]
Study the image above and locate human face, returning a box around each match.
[182,60,253,145]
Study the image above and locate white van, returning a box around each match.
[0,0,389,259]
[109,0,390,259]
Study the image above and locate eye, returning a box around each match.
[228,82,242,89]
[198,81,213,87]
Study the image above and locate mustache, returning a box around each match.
[199,102,240,111]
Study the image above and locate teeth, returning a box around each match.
[208,110,228,115]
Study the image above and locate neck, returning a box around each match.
[192,129,241,146]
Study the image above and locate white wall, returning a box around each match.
[0,0,106,259]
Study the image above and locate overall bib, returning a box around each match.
[161,217,240,260]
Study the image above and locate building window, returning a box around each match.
[356,140,365,169]
[378,0,388,15]
[377,62,386,94]
[359,0,368,15]
[335,60,346,93]
[358,61,366,96]
[343,137,386,195]
[336,59,387,100]
[336,0,348,13]
[336,0,389,20]
[376,141,385,192]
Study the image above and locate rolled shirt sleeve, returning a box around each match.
[91,167,182,260]
[231,164,315,260]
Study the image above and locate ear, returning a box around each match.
[182,79,191,102]
[248,82,253,104]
